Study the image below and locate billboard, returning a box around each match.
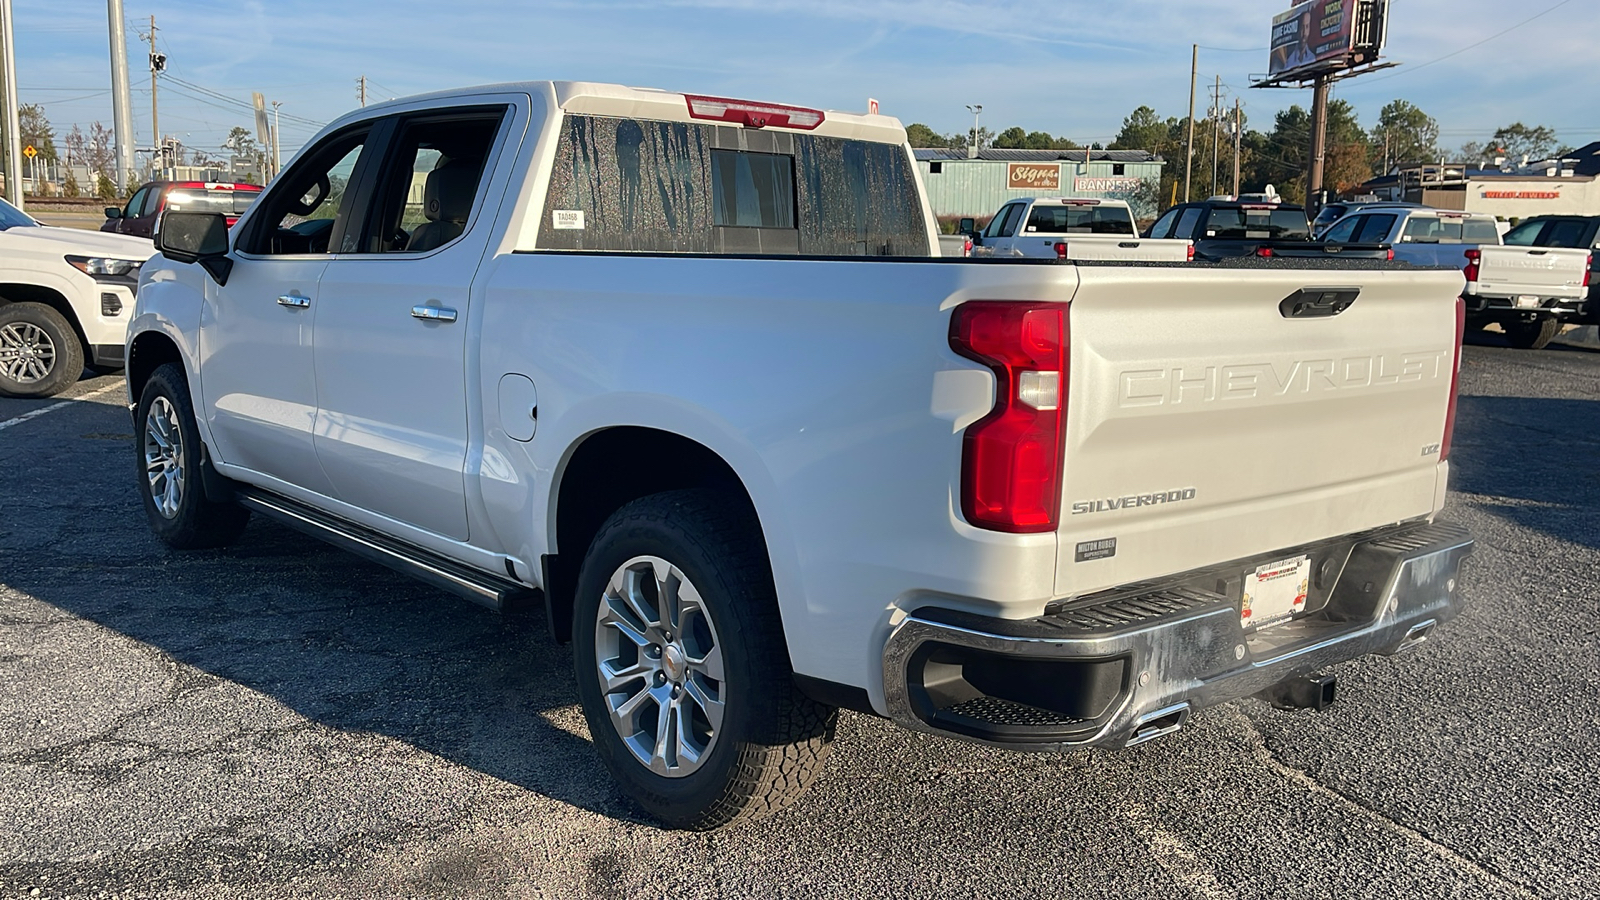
[1268,0,1357,78]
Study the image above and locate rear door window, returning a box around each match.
[1356,214,1398,243]
[1174,207,1203,240]
[1542,219,1590,248]
[1146,209,1178,240]
[1321,215,1362,243]
[1462,218,1500,243]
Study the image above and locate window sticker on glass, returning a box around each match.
[552,210,585,230]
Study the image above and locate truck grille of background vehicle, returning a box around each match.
[100,293,122,316]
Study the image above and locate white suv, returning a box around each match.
[0,197,155,397]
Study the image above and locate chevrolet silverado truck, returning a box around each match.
[127,81,1474,830]
[1323,207,1591,348]
[1148,198,1391,262]
[0,197,155,397]
[1502,214,1600,325]
[970,197,1192,261]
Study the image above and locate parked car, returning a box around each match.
[1311,200,1425,238]
[1323,207,1591,348]
[1502,215,1600,322]
[102,180,263,239]
[0,197,155,397]
[129,80,1473,830]
[1146,199,1391,261]
[936,232,972,257]
[967,197,1192,261]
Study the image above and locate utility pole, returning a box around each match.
[270,101,281,178]
[357,75,367,107]
[0,0,21,207]
[1307,73,1330,213]
[107,0,136,192]
[1232,98,1242,198]
[1210,75,1222,198]
[1184,44,1196,204]
[143,15,163,179]
[965,104,983,159]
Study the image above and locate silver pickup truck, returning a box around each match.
[1322,207,1591,348]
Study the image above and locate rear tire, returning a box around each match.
[572,489,837,830]
[1505,317,1559,350]
[0,302,84,398]
[135,362,251,549]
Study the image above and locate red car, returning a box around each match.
[102,180,263,239]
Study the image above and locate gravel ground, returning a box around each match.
[1,338,1596,899]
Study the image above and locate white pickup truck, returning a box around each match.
[970,197,1192,261]
[0,198,154,397]
[128,81,1474,830]
[1322,207,1591,348]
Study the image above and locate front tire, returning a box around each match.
[135,363,250,549]
[573,489,837,830]
[0,302,84,398]
[1505,317,1559,350]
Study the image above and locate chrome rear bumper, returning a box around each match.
[881,521,1473,751]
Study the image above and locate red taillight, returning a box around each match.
[684,94,825,130]
[1463,248,1481,283]
[1053,242,1069,259]
[1441,297,1465,461]
[949,302,1068,533]
[1186,243,1195,261]
[1386,247,1395,261]
[1584,254,1593,288]
[1256,246,1275,258]
[963,238,973,255]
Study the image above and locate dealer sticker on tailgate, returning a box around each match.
[1240,555,1310,631]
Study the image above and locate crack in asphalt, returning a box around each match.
[1229,707,1540,900]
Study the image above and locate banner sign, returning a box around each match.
[1008,163,1061,191]
[1269,0,1356,77]
[1075,176,1143,193]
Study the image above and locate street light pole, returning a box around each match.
[965,104,982,159]
[0,0,23,208]
[107,0,136,192]
[270,101,281,179]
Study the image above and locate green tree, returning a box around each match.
[904,123,947,148]
[95,173,117,200]
[991,126,1028,149]
[1370,100,1439,169]
[1489,123,1559,162]
[1111,106,1168,152]
[1021,131,1053,150]
[18,104,57,162]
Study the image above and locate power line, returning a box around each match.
[1357,0,1580,85]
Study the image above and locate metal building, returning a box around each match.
[914,148,1165,221]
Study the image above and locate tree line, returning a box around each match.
[908,101,1571,208]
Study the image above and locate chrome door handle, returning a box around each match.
[276,294,311,309]
[411,305,458,323]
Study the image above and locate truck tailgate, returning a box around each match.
[1055,263,1463,597]
[1476,246,1589,299]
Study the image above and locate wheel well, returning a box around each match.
[0,283,88,354]
[127,331,183,402]
[545,427,759,642]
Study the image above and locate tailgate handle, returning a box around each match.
[1280,287,1360,319]
[1119,241,1139,248]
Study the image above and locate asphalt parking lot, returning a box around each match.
[1,338,1597,899]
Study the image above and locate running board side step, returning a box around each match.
[235,487,537,612]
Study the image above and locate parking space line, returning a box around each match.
[0,383,125,432]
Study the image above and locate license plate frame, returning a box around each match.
[1515,295,1541,309]
[1241,555,1311,632]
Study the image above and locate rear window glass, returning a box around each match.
[164,188,259,216]
[1541,219,1591,248]
[538,115,929,256]
[712,150,795,229]
[1402,216,1498,243]
[1024,204,1134,235]
[1204,207,1309,240]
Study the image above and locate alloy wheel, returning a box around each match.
[0,322,57,384]
[594,555,727,777]
[142,396,185,519]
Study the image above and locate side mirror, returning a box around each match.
[156,212,233,285]
[958,217,976,235]
[104,207,123,219]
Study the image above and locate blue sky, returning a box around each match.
[15,0,1599,161]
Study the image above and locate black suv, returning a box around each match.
[1147,199,1391,262]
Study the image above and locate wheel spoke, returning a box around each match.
[687,642,725,682]
[673,698,706,768]
[609,682,655,730]
[600,657,652,693]
[682,674,724,734]
[654,562,680,632]
[600,596,652,648]
[650,694,676,771]
[622,566,661,630]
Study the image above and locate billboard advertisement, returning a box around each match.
[1268,0,1357,77]
[1007,163,1061,191]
